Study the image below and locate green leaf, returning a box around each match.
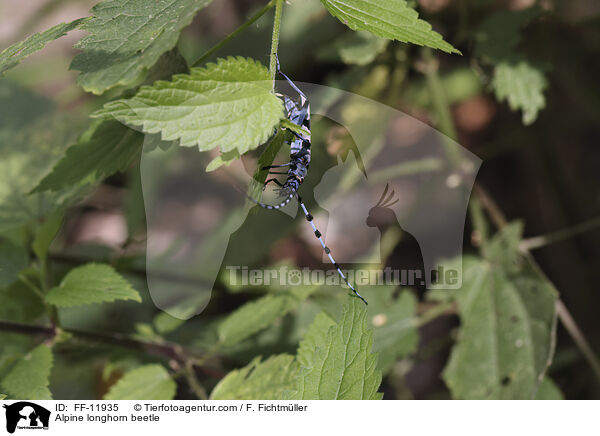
[93,57,283,156]
[443,223,558,399]
[104,364,176,400]
[1,345,53,400]
[206,150,241,172]
[218,287,318,347]
[0,394,6,400]
[210,355,297,400]
[153,311,185,335]
[534,377,564,400]
[287,298,383,400]
[475,8,539,64]
[280,119,310,138]
[318,31,389,65]
[296,312,336,368]
[492,61,548,125]
[46,263,141,307]
[0,82,90,231]
[319,0,459,54]
[0,278,46,322]
[0,19,87,76]
[338,31,389,65]
[0,239,28,287]
[71,0,213,94]
[369,289,418,373]
[33,121,143,192]
[32,209,64,263]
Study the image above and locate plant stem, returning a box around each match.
[269,0,284,82]
[0,320,223,378]
[519,216,600,251]
[192,0,275,67]
[555,300,600,381]
[184,361,209,400]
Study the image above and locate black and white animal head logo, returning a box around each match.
[3,402,50,434]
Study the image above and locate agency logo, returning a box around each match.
[3,402,50,434]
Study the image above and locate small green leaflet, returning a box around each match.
[474,7,548,125]
[218,286,318,347]
[104,365,176,400]
[492,62,548,125]
[210,355,297,400]
[34,121,143,192]
[71,0,213,94]
[287,299,383,400]
[443,223,558,399]
[0,394,6,400]
[46,263,141,307]
[1,345,53,400]
[93,57,284,156]
[206,150,241,173]
[0,18,87,76]
[0,239,28,288]
[320,0,459,54]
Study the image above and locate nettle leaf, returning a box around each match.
[474,8,547,125]
[320,0,459,54]
[34,121,143,192]
[1,345,53,400]
[71,0,213,94]
[0,18,87,76]
[0,239,28,287]
[443,223,558,399]
[104,364,176,400]
[287,299,383,400]
[94,57,283,157]
[46,263,141,307]
[296,312,336,368]
[492,61,548,125]
[218,286,318,347]
[210,355,297,400]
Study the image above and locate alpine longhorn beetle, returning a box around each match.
[246,57,368,305]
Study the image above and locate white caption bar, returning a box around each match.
[1,400,595,436]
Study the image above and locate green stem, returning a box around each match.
[519,217,600,251]
[192,0,275,67]
[269,0,284,82]
[555,300,600,383]
[184,361,209,400]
